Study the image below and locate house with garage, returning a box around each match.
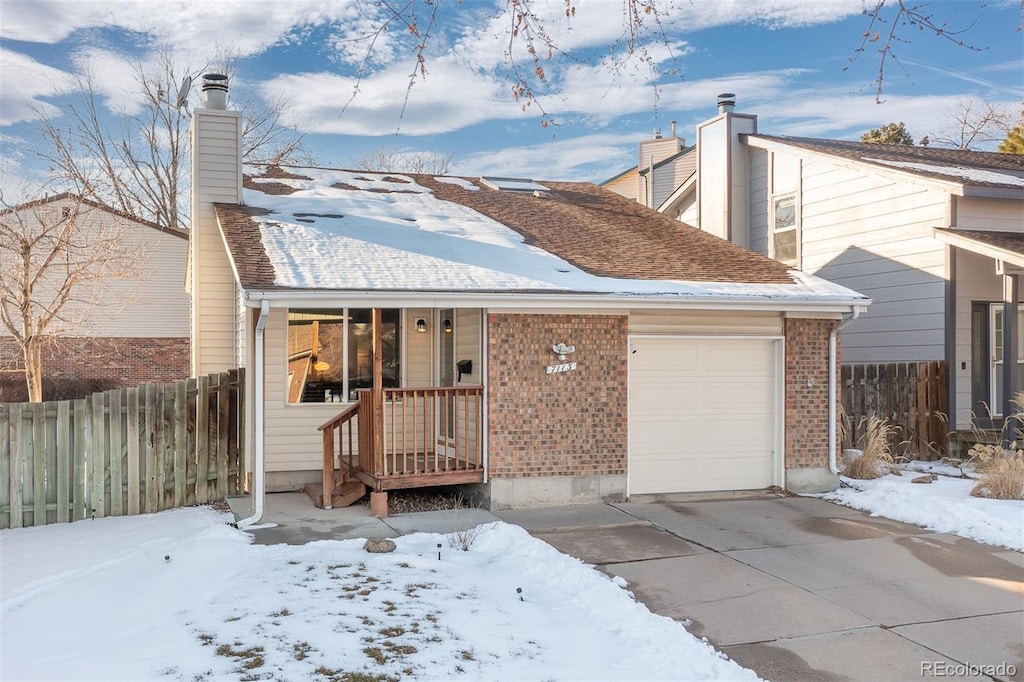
[188,76,868,520]
[605,94,1024,445]
[0,193,190,401]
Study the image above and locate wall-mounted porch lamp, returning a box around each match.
[415,318,427,333]
[443,318,453,333]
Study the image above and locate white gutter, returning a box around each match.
[828,306,863,475]
[237,298,270,527]
[241,289,869,314]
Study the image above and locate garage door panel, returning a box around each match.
[629,337,776,494]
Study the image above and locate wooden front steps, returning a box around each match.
[303,480,367,509]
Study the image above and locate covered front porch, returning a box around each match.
[286,308,484,513]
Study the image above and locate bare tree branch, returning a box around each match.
[352,146,455,174]
[0,193,140,401]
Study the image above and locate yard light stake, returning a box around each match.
[437,543,442,560]
[517,587,524,601]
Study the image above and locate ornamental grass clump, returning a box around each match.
[844,415,899,480]
[970,457,1024,500]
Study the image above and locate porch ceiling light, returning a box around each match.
[443,318,453,333]
[313,360,330,371]
[416,318,427,333]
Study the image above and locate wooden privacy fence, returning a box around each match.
[842,361,947,460]
[0,369,244,529]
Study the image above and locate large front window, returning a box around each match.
[287,309,400,404]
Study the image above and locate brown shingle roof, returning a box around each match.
[935,228,1024,257]
[217,165,799,291]
[749,135,1024,190]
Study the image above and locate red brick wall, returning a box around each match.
[487,314,627,478]
[0,336,190,399]
[784,318,839,469]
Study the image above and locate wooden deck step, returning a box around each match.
[303,481,368,509]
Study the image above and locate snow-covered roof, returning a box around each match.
[212,164,866,307]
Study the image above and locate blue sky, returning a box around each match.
[1,0,1022,200]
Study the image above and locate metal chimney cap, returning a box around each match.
[202,73,229,91]
[717,93,736,114]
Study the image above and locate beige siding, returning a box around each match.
[604,170,639,203]
[629,310,783,335]
[404,309,433,386]
[190,109,242,375]
[35,198,190,338]
[800,158,948,363]
[956,196,1024,232]
[455,309,482,386]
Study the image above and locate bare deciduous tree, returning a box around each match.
[931,98,1015,150]
[353,146,455,174]
[36,50,310,231]
[0,193,139,402]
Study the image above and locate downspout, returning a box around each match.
[237,299,270,526]
[829,306,862,475]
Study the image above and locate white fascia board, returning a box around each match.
[241,288,870,315]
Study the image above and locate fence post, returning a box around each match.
[0,406,9,529]
[8,403,23,528]
[196,375,210,504]
[109,389,123,517]
[32,403,46,527]
[174,380,187,508]
[126,387,140,515]
[56,401,71,523]
[89,392,105,518]
[73,399,87,521]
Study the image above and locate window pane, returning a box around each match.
[288,310,345,403]
[348,309,400,400]
[774,195,796,230]
[774,229,797,265]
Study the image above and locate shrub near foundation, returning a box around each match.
[970,452,1024,500]
[844,416,899,480]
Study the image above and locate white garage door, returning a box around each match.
[629,337,776,494]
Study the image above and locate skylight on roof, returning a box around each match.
[480,176,550,193]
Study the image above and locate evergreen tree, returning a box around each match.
[861,122,915,146]
[998,109,1024,155]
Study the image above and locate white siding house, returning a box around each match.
[605,96,1024,432]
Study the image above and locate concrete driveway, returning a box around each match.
[494,493,1024,682]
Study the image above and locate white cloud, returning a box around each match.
[456,131,642,181]
[0,48,75,125]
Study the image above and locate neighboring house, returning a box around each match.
[605,94,1024,435]
[188,77,867,518]
[0,193,190,399]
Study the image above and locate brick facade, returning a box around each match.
[0,336,190,400]
[784,317,839,469]
[486,314,628,478]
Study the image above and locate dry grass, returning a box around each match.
[971,457,1024,500]
[844,415,899,480]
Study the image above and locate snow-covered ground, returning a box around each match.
[818,463,1024,552]
[0,509,757,682]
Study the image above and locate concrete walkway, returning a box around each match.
[232,492,1023,682]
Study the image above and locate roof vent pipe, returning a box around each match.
[717,92,735,114]
[670,120,677,138]
[202,73,229,110]
[653,128,662,139]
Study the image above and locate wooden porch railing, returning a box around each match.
[317,400,360,507]
[318,386,484,503]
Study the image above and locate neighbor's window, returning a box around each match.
[287,309,400,404]
[772,193,798,267]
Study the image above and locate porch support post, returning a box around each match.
[1001,271,1020,448]
[371,308,384,474]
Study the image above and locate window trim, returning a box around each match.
[988,302,1024,417]
[770,191,799,267]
